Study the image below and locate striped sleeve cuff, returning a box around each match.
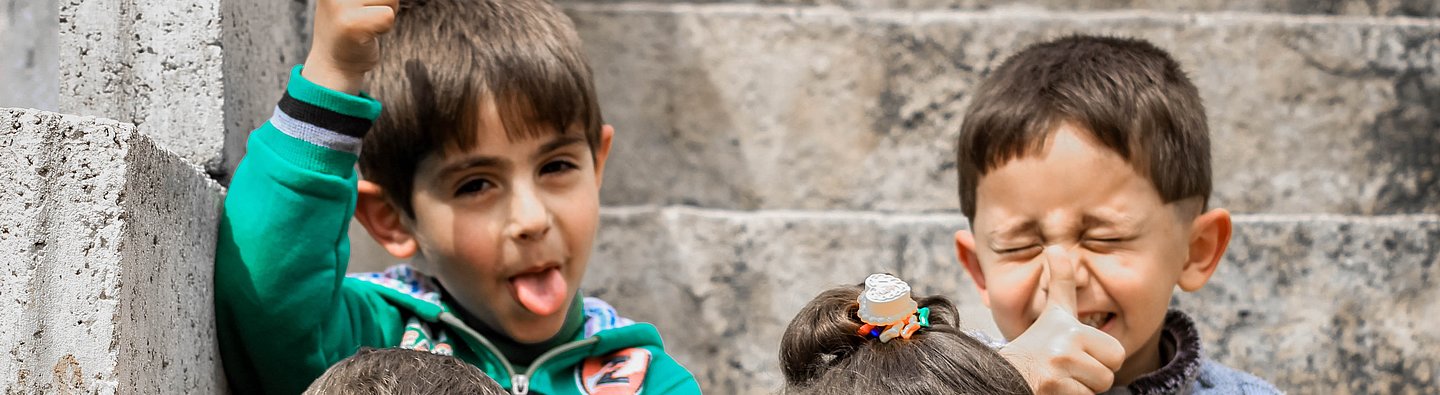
[270,65,384,155]
[270,106,364,154]
[285,65,383,120]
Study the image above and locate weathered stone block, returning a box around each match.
[558,0,1439,17]
[0,108,225,393]
[220,0,313,183]
[60,0,227,177]
[582,207,1439,394]
[0,0,59,111]
[568,5,1440,214]
[1175,215,1440,394]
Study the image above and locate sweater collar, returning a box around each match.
[1122,309,1204,395]
[440,287,586,369]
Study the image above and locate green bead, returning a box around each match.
[917,307,931,327]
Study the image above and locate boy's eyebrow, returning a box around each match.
[437,156,506,178]
[435,135,585,177]
[534,135,586,159]
[987,220,1038,241]
[1081,211,1137,229]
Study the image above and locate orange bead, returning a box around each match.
[901,322,920,339]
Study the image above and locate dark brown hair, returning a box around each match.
[360,0,603,215]
[303,347,506,395]
[955,34,1210,219]
[779,284,1032,395]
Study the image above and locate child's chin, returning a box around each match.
[503,311,568,343]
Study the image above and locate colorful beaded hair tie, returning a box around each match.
[855,273,931,342]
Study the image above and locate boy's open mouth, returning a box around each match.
[509,265,567,316]
[1080,312,1115,330]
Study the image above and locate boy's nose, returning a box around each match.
[507,186,551,242]
[1057,246,1094,289]
[1073,255,1092,288]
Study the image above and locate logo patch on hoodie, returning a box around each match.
[577,348,651,394]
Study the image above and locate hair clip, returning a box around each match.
[855,274,929,343]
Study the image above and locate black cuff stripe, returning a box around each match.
[278,92,374,138]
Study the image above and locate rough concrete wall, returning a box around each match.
[59,0,227,177]
[0,108,224,393]
[113,123,227,394]
[0,0,59,111]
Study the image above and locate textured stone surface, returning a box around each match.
[577,207,1439,394]
[60,0,227,176]
[220,0,313,183]
[568,4,1440,214]
[0,108,225,393]
[1175,215,1440,394]
[561,0,1440,17]
[0,0,59,111]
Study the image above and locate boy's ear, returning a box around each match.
[354,180,419,259]
[593,124,615,188]
[1179,208,1232,292]
[955,229,992,308]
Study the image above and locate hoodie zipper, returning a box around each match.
[440,312,601,395]
[518,336,600,394]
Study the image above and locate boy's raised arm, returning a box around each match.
[214,1,398,393]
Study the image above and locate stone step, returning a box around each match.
[0,108,225,392]
[571,206,1437,394]
[560,0,1440,17]
[566,4,1440,214]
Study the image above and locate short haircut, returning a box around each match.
[955,35,1210,219]
[303,347,506,395]
[360,0,603,215]
[779,285,1032,395]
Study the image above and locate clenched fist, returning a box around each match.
[302,0,399,94]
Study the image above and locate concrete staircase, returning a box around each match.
[545,1,1438,393]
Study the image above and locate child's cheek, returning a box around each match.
[990,265,1046,334]
[1002,263,1046,315]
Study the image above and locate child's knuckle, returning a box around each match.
[1051,353,1078,367]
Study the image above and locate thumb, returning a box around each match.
[1043,245,1078,315]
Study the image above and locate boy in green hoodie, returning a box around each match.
[214,0,700,393]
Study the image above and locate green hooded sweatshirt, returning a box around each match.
[215,66,702,395]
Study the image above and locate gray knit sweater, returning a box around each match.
[1100,310,1283,395]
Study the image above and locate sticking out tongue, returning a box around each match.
[510,267,567,316]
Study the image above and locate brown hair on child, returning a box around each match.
[304,347,507,395]
[360,0,604,216]
[779,284,1033,395]
[955,34,1211,221]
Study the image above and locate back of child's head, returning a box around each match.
[779,278,1032,395]
[360,0,602,215]
[303,347,506,395]
[955,34,1210,220]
